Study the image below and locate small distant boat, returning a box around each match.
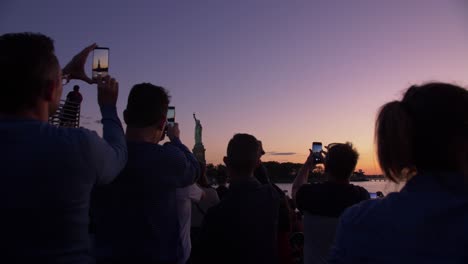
[350,170,369,182]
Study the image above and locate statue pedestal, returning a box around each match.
[192,143,206,164]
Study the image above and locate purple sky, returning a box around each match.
[2,0,467,174]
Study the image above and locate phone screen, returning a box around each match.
[312,142,323,163]
[92,47,109,79]
[312,142,322,153]
[370,193,377,199]
[167,106,175,125]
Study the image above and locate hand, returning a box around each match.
[167,122,180,141]
[97,75,118,106]
[62,43,97,84]
[305,149,316,166]
[305,149,325,167]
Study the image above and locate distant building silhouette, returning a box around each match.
[95,59,107,72]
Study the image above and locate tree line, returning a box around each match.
[206,161,328,184]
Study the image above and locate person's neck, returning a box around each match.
[126,127,162,144]
[0,106,49,122]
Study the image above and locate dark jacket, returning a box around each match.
[196,178,280,264]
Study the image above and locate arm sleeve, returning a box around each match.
[189,184,204,202]
[163,138,200,188]
[83,105,127,185]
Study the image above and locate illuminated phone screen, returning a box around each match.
[312,142,322,153]
[167,107,175,124]
[92,47,109,79]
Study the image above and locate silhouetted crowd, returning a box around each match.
[1,33,467,264]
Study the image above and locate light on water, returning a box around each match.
[276,181,404,196]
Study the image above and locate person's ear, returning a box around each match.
[157,118,166,131]
[42,80,58,101]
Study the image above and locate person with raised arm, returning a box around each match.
[93,83,199,264]
[0,33,127,263]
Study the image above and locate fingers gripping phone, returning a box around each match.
[312,142,323,163]
[92,47,109,80]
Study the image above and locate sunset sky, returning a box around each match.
[2,0,468,175]
[92,49,109,69]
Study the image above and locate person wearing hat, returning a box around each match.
[92,83,200,264]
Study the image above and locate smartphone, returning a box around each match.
[312,142,323,163]
[167,106,175,125]
[92,47,109,80]
[370,193,377,199]
[164,106,175,135]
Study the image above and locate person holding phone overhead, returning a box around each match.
[93,83,199,264]
[292,142,369,216]
[0,33,127,263]
[292,142,369,263]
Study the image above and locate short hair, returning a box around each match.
[73,85,80,91]
[376,82,468,182]
[324,143,359,180]
[0,32,59,114]
[124,83,170,128]
[226,134,260,175]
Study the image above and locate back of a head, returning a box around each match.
[73,85,80,92]
[325,143,359,180]
[124,83,170,128]
[226,134,260,177]
[0,32,59,114]
[376,82,468,181]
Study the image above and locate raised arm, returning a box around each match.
[165,123,200,187]
[85,75,127,184]
[292,149,316,201]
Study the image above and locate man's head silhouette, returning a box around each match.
[0,33,63,117]
[324,143,359,181]
[224,133,260,179]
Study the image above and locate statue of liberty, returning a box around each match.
[193,113,202,145]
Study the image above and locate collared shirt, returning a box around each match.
[196,177,280,264]
[329,172,468,264]
[93,138,199,263]
[0,106,127,264]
